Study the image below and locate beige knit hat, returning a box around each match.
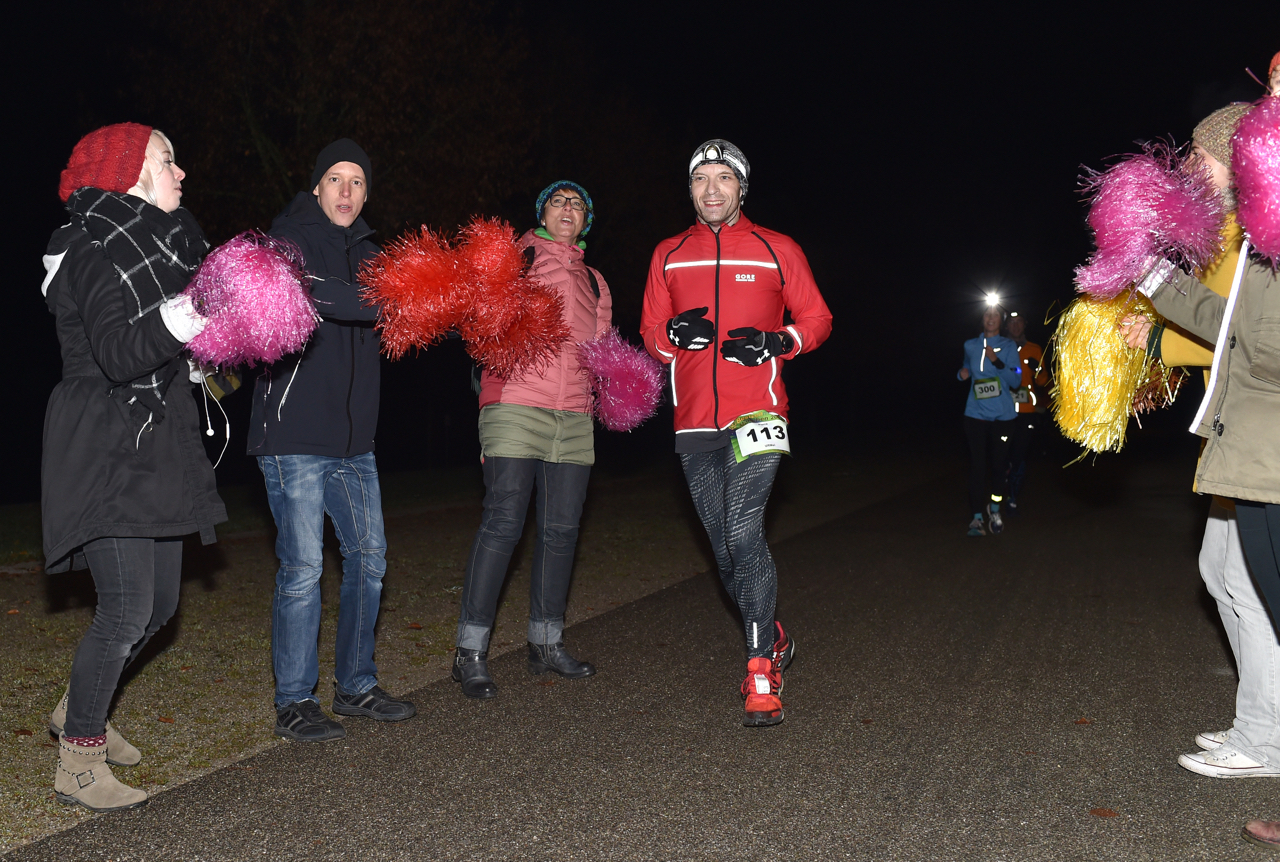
[1192,103,1252,170]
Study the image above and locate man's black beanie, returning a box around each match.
[310,138,372,191]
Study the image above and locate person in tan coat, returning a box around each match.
[1124,104,1280,782]
[1125,67,1280,850]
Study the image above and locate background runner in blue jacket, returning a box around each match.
[957,300,1023,536]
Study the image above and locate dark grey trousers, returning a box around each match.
[456,457,591,651]
[64,536,182,737]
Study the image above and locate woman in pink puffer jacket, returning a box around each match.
[452,181,612,699]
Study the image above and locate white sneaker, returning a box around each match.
[1178,745,1280,778]
[987,504,1004,535]
[1195,730,1230,751]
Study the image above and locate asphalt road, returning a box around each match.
[9,454,1278,861]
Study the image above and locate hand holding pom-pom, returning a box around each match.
[185,232,319,368]
[578,327,664,432]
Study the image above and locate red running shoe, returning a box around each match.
[741,657,784,727]
[770,621,795,675]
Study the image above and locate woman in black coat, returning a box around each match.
[41,123,225,811]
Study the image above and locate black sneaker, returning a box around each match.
[332,685,416,721]
[274,700,346,742]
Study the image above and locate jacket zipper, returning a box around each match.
[712,228,721,429]
[345,232,356,456]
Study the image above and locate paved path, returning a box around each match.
[9,456,1277,861]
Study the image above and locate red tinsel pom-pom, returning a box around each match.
[456,216,569,378]
[359,228,468,359]
[457,216,527,288]
[465,282,569,380]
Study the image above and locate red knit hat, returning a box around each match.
[1270,51,1280,77]
[58,123,153,202]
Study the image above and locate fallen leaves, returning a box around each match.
[158,716,176,724]
[12,728,33,737]
[407,622,423,630]
[6,609,18,615]
[1074,718,1093,725]
[1090,808,1119,818]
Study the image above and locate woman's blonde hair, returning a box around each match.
[131,130,175,206]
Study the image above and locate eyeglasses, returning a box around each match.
[548,195,587,212]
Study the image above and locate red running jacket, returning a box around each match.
[641,214,832,435]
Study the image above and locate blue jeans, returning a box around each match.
[258,453,386,709]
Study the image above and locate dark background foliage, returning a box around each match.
[11,1,1278,503]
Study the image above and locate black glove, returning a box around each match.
[720,327,795,366]
[667,307,715,351]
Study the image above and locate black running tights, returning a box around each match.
[680,448,781,658]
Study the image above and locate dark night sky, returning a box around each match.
[10,3,1276,503]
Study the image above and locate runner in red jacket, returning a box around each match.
[641,139,832,727]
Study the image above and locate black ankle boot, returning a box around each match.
[452,648,498,699]
[527,642,596,679]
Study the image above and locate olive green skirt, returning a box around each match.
[478,403,595,465]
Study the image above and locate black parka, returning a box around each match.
[41,224,227,572]
[247,192,381,457]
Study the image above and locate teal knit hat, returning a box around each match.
[535,181,593,237]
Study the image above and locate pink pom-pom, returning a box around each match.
[185,232,319,368]
[1234,96,1280,265]
[359,228,468,359]
[1075,142,1225,299]
[577,327,664,432]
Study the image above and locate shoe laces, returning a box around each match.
[741,657,781,698]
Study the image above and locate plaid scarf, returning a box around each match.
[66,188,210,419]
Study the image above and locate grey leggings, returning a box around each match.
[680,449,782,658]
[64,537,182,737]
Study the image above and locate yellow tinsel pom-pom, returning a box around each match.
[1049,292,1184,454]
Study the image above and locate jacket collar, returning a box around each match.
[521,228,584,263]
[276,191,375,244]
[691,211,755,239]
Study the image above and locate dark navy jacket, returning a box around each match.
[247,192,381,457]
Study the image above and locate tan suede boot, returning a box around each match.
[54,735,148,811]
[49,687,142,767]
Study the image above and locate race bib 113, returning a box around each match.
[729,412,791,462]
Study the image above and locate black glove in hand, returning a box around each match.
[720,327,795,366]
[667,307,715,351]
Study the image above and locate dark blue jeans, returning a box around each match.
[258,453,386,709]
[456,457,591,651]
[65,537,183,737]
